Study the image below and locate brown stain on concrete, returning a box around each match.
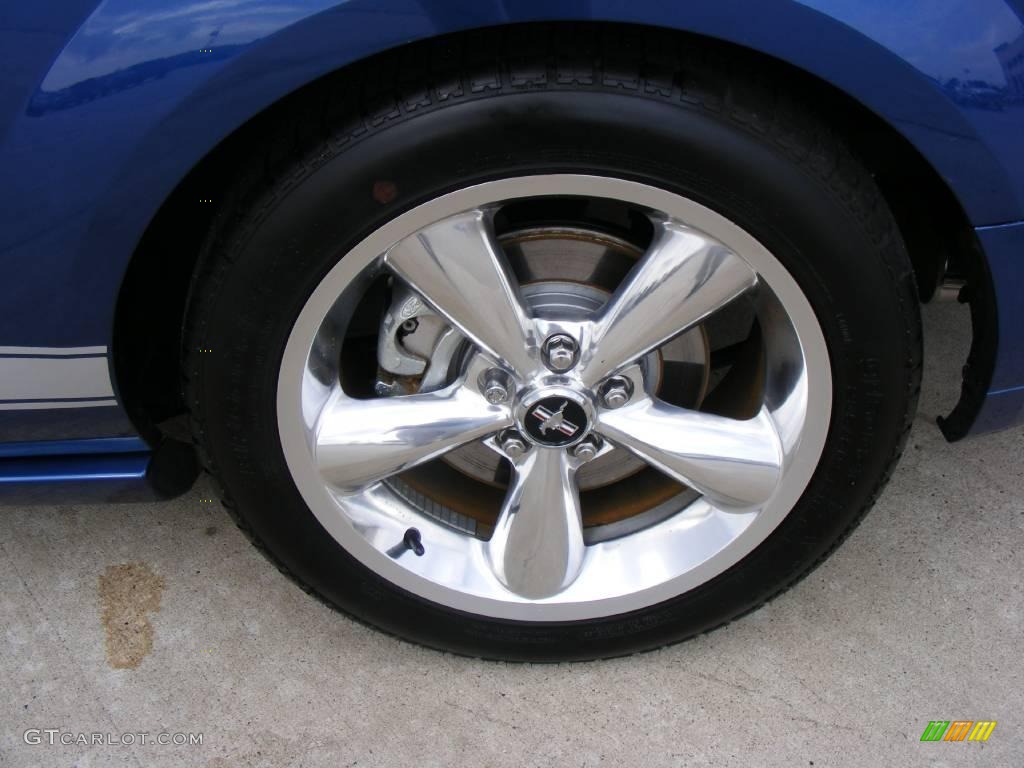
[98,562,165,669]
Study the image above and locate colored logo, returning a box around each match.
[523,397,587,446]
[920,721,996,742]
[533,401,579,438]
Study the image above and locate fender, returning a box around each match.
[0,0,1021,435]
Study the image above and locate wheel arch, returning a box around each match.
[111,19,994,444]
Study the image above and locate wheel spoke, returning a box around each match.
[598,397,783,510]
[579,220,757,387]
[486,448,585,599]
[384,209,539,376]
[315,385,512,495]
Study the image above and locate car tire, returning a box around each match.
[183,25,921,660]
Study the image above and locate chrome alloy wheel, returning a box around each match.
[277,175,831,621]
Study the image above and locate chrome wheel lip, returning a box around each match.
[277,174,832,621]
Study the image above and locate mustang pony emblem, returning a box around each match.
[531,401,580,438]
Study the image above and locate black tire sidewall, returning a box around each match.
[191,89,917,660]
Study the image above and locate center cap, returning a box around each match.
[521,393,590,447]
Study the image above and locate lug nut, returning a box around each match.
[572,437,601,461]
[600,377,632,409]
[481,370,512,404]
[500,431,528,458]
[542,334,579,372]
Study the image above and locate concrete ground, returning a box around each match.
[1,302,1021,767]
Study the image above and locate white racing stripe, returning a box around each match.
[0,399,118,411]
[0,345,108,356]
[0,347,115,408]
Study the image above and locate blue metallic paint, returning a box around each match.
[0,451,153,504]
[0,0,1022,490]
[0,453,147,484]
[0,436,148,459]
[971,221,1024,432]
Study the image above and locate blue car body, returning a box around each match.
[1,0,1023,499]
